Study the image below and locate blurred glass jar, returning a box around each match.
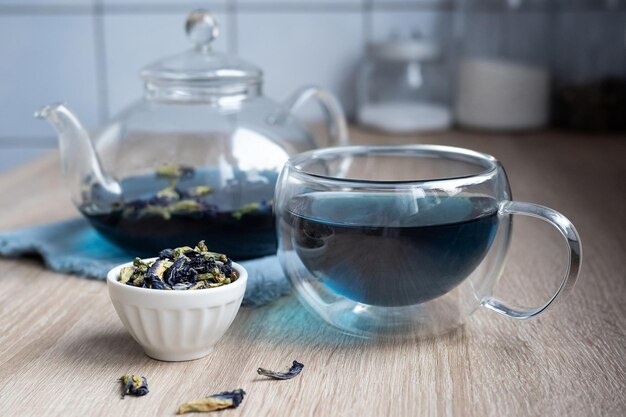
[356,35,452,133]
[454,0,551,131]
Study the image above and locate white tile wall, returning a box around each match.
[498,11,551,66]
[102,0,226,5]
[0,15,100,138]
[460,11,552,66]
[457,0,549,10]
[238,11,363,116]
[458,12,504,60]
[239,0,362,5]
[0,0,92,5]
[101,0,228,9]
[0,0,623,173]
[372,0,451,6]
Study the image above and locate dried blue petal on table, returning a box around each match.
[257,360,304,380]
[176,389,246,414]
[119,375,149,398]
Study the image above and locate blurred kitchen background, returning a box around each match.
[0,0,624,173]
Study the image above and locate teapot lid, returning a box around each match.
[140,10,262,88]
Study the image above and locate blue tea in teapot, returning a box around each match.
[81,165,277,259]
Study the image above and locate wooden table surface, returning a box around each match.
[0,129,624,417]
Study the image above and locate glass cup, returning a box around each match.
[275,145,581,338]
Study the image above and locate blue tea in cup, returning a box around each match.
[287,193,498,307]
[276,145,581,338]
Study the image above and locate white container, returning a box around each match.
[107,258,247,362]
[454,0,552,132]
[455,58,549,131]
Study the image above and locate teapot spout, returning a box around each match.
[36,103,122,209]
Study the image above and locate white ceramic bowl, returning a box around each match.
[107,258,247,362]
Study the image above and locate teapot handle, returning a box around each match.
[272,85,349,148]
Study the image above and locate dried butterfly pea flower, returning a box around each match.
[145,275,166,290]
[189,281,207,290]
[176,389,246,415]
[132,275,145,287]
[122,206,136,219]
[129,257,150,287]
[178,264,198,285]
[119,266,134,285]
[156,164,194,180]
[188,257,209,273]
[148,258,169,278]
[164,257,190,287]
[195,240,209,252]
[201,252,229,265]
[169,200,203,215]
[156,185,181,201]
[159,248,174,259]
[185,185,212,197]
[257,360,304,380]
[119,241,238,290]
[232,199,273,220]
[123,197,217,220]
[144,259,169,289]
[173,246,194,260]
[232,202,260,220]
[196,273,210,281]
[119,375,149,399]
[139,205,172,220]
[172,282,194,290]
[116,165,217,221]
[133,257,149,270]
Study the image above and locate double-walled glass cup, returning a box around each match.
[275,145,581,338]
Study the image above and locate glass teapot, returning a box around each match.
[37,10,348,260]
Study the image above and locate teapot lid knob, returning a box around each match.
[141,9,261,88]
[186,9,219,50]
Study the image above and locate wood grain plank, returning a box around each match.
[0,130,624,417]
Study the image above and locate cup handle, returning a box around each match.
[270,85,350,148]
[482,201,582,319]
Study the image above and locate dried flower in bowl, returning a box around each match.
[118,241,239,290]
[107,251,247,361]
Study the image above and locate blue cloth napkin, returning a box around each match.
[0,218,290,306]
